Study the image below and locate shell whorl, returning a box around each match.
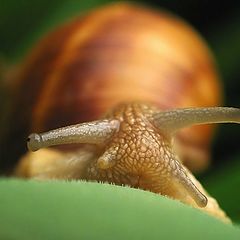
[1,3,222,173]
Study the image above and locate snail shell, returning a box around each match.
[1,3,222,173]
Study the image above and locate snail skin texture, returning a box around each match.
[8,3,240,223]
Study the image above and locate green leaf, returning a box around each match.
[0,179,239,240]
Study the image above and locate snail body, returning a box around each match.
[2,3,240,222]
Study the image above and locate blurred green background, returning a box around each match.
[0,0,240,227]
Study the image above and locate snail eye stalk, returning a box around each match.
[152,107,240,135]
[27,119,120,151]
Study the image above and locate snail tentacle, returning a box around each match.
[97,146,119,169]
[27,119,120,151]
[168,155,208,207]
[152,107,240,135]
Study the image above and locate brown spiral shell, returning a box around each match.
[0,3,222,173]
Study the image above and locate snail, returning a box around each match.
[2,3,240,222]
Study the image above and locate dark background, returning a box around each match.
[0,0,240,222]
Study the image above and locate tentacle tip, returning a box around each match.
[97,157,113,169]
[196,194,208,208]
[27,133,42,152]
